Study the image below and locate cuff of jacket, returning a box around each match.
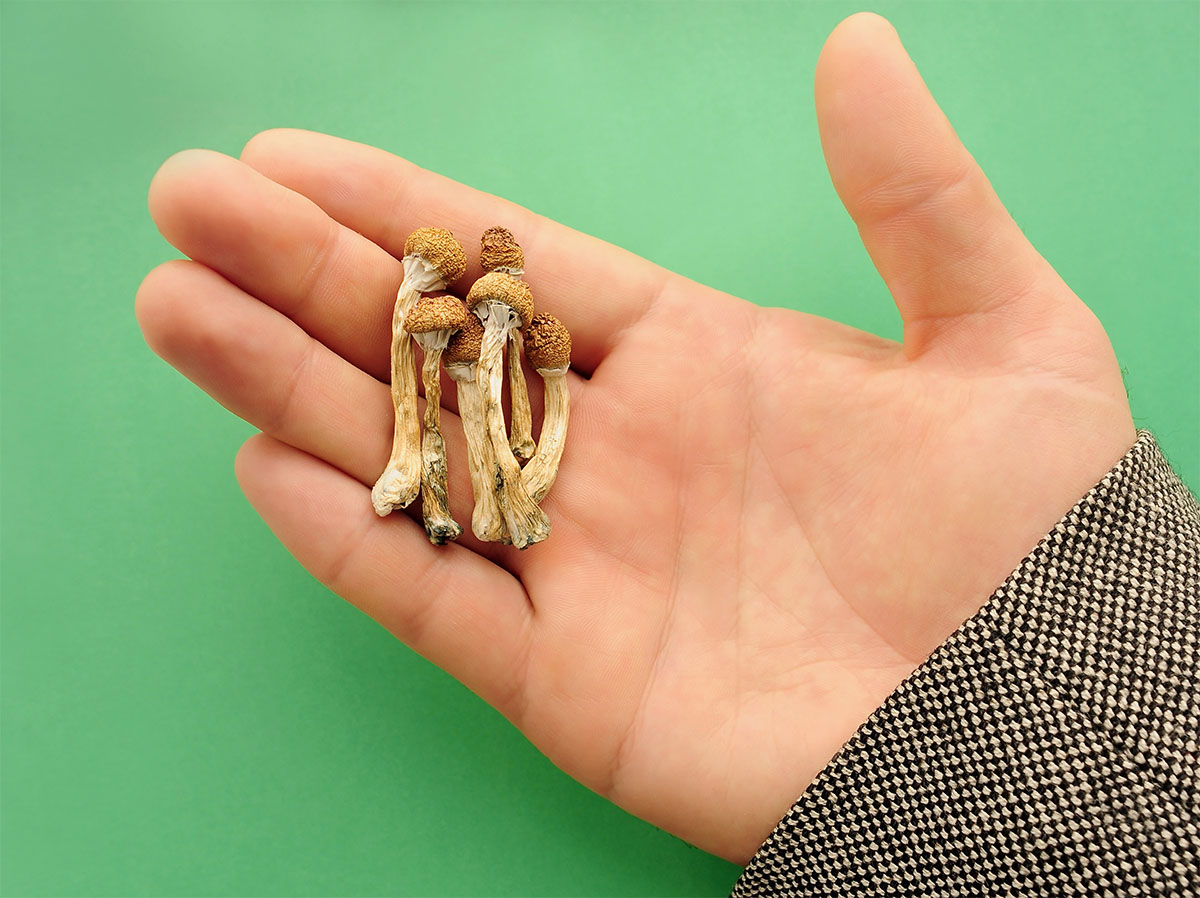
[732,430,1199,898]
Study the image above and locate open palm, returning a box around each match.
[138,15,1134,864]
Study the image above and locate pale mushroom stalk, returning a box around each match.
[520,313,573,503]
[444,314,508,543]
[479,320,549,547]
[523,366,568,502]
[416,342,459,544]
[372,228,466,517]
[506,331,536,459]
[372,285,421,514]
[479,226,535,460]
[467,273,550,549]
[405,295,471,545]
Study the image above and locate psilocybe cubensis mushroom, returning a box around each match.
[521,313,572,503]
[443,311,508,544]
[465,271,551,549]
[372,227,467,517]
[479,227,536,461]
[404,294,470,545]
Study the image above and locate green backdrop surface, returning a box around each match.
[2,1,1196,895]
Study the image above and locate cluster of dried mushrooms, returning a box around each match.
[371,226,571,549]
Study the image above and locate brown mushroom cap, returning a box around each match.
[523,313,572,370]
[465,272,534,327]
[403,227,467,286]
[443,310,484,364]
[479,226,525,273]
[404,293,470,334]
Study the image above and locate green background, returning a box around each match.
[2,1,1197,895]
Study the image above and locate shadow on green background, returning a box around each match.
[2,1,1196,895]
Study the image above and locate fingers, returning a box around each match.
[235,433,532,719]
[814,13,1066,354]
[136,259,393,485]
[149,149,400,380]
[239,128,670,373]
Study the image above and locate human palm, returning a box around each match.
[138,15,1134,864]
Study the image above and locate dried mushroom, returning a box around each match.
[466,272,550,549]
[372,227,466,517]
[479,227,535,460]
[521,314,572,503]
[405,294,469,544]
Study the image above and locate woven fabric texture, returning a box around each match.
[733,431,1199,897]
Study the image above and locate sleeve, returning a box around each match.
[732,430,1199,898]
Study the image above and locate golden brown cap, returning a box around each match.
[444,310,484,364]
[404,293,470,334]
[523,313,571,370]
[403,227,467,286]
[465,271,534,327]
[479,226,525,273]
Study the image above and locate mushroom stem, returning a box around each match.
[507,331,536,459]
[446,362,508,543]
[416,343,463,544]
[477,306,550,548]
[522,366,570,503]
[371,282,422,516]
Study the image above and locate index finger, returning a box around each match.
[241,128,670,375]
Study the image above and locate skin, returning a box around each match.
[136,14,1134,864]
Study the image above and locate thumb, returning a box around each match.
[815,13,1068,357]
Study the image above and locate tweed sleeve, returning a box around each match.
[732,431,1199,898]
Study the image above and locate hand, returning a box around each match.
[137,13,1135,864]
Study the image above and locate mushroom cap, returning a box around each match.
[523,313,572,370]
[443,309,484,364]
[465,271,534,327]
[404,293,470,334]
[479,226,525,273]
[403,227,467,285]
